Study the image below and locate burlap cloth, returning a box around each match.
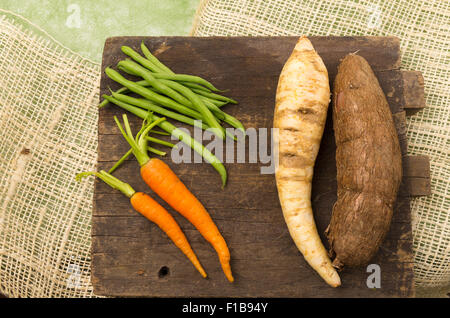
[0,1,448,297]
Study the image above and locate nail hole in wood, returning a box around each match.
[158,266,169,278]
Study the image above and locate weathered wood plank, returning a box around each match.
[93,36,426,297]
[392,111,408,154]
[403,71,426,114]
[403,155,431,196]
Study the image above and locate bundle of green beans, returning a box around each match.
[100,41,244,187]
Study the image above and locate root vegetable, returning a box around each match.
[114,114,234,282]
[76,170,207,278]
[274,36,341,287]
[326,54,402,269]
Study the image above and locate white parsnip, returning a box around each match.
[274,36,341,287]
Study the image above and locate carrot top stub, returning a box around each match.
[113,113,165,167]
[76,170,135,198]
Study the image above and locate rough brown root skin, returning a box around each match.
[327,54,402,268]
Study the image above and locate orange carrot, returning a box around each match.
[141,158,233,282]
[114,114,234,282]
[76,170,207,278]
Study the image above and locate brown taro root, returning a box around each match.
[326,54,402,269]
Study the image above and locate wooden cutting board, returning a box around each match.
[94,36,430,297]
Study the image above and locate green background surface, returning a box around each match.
[0,0,199,62]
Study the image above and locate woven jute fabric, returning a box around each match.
[0,10,100,297]
[192,0,450,293]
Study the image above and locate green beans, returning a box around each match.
[105,93,208,130]
[140,41,174,74]
[105,68,204,121]
[157,79,225,121]
[191,88,238,104]
[147,76,225,140]
[109,64,225,140]
[202,99,245,133]
[130,43,223,92]
[121,45,162,73]
[198,95,228,107]
[180,81,212,92]
[108,93,237,142]
[100,42,245,186]
[118,60,191,106]
[152,73,220,92]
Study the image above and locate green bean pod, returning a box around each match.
[152,73,219,92]
[115,62,225,140]
[155,114,227,188]
[105,67,205,121]
[121,45,162,73]
[140,41,175,74]
[100,79,229,109]
[106,93,208,130]
[201,99,245,133]
[191,88,238,104]
[156,79,225,121]
[118,60,191,106]
[140,42,223,92]
[108,93,236,142]
[126,44,224,92]
[121,57,218,92]
[180,81,212,92]
[198,95,228,107]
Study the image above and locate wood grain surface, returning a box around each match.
[93,36,429,297]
